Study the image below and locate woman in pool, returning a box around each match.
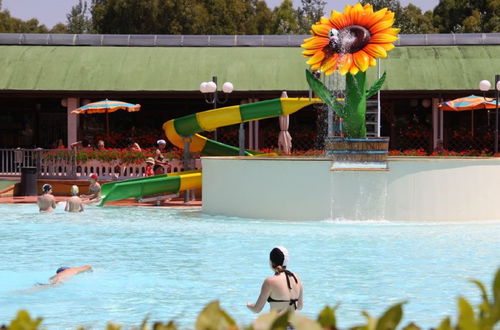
[247,246,303,313]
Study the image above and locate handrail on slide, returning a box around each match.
[99,98,321,205]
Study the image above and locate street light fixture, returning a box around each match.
[200,76,234,141]
[479,75,500,154]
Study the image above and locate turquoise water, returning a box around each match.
[0,204,499,329]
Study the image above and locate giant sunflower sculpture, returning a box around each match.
[301,3,399,75]
[302,3,398,138]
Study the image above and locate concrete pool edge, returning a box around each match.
[201,156,500,221]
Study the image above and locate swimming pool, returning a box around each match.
[1,204,499,329]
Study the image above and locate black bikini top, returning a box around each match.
[267,270,299,309]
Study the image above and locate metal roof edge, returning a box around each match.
[0,33,499,47]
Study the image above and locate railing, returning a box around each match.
[0,149,199,180]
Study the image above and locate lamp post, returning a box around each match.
[480,76,500,154]
[200,76,234,141]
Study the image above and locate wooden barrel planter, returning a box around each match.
[325,137,390,168]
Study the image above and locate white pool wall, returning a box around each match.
[202,156,500,221]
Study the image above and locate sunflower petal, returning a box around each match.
[370,33,399,43]
[302,49,317,56]
[353,50,370,72]
[324,67,336,76]
[377,27,400,36]
[364,44,387,59]
[312,24,332,37]
[366,8,387,28]
[380,43,395,51]
[370,18,395,34]
[369,57,377,67]
[349,66,359,75]
[329,10,349,30]
[321,54,339,72]
[301,37,329,50]
[306,50,326,65]
[338,54,353,75]
[348,3,364,25]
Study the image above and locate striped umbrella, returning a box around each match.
[72,99,141,136]
[439,95,498,137]
[439,95,497,111]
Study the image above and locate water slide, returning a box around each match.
[99,98,320,205]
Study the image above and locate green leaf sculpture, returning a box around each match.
[306,69,387,138]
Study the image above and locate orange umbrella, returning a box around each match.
[72,99,141,136]
[439,95,497,136]
[439,95,496,111]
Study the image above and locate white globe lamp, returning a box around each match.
[479,80,491,92]
[199,82,209,93]
[222,82,234,94]
[206,81,217,93]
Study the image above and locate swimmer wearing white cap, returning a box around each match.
[37,184,57,213]
[65,185,84,213]
[247,246,303,313]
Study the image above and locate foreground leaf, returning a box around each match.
[9,310,43,330]
[435,317,451,330]
[375,302,404,330]
[457,297,478,330]
[317,306,337,329]
[195,301,237,330]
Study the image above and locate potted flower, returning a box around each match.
[301,2,399,164]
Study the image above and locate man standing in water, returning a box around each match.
[65,185,84,213]
[81,174,101,203]
[37,184,57,212]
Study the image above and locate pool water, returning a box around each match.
[0,204,499,329]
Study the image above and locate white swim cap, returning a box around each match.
[71,185,79,195]
[270,246,289,267]
[157,139,166,145]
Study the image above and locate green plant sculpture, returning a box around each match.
[301,2,399,138]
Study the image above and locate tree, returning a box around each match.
[50,23,69,33]
[67,0,92,33]
[0,9,49,33]
[296,0,326,34]
[398,4,438,34]
[432,0,498,33]
[271,0,299,34]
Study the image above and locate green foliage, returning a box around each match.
[0,9,49,33]
[296,0,326,34]
[317,305,337,329]
[67,0,93,33]
[195,300,237,330]
[4,267,500,330]
[8,310,43,330]
[271,0,299,34]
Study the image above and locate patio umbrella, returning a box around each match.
[278,91,292,154]
[439,95,496,111]
[72,99,141,137]
[439,95,497,136]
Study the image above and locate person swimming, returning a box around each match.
[247,246,303,313]
[16,265,93,294]
[65,185,84,213]
[48,265,92,284]
[37,184,57,213]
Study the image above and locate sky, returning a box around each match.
[2,0,440,28]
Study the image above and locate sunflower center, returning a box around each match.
[329,25,371,54]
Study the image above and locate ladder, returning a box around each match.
[365,100,379,137]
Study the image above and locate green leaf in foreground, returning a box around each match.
[317,305,337,329]
[375,302,405,330]
[195,300,237,330]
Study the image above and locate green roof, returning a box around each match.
[0,45,498,92]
